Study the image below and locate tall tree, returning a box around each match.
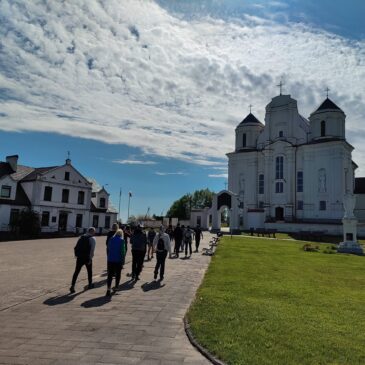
[166,189,214,219]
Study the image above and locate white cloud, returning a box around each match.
[113,159,157,165]
[209,173,228,178]
[155,171,187,176]
[0,1,365,172]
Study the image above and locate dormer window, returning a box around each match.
[279,131,284,138]
[1,185,11,198]
[91,192,96,198]
[64,172,70,181]
[321,120,326,137]
[100,197,106,208]
[242,133,247,148]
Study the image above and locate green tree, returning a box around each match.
[166,189,214,219]
[17,209,41,237]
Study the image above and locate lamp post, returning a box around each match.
[118,188,122,223]
[127,191,132,221]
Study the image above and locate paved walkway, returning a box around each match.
[0,234,214,365]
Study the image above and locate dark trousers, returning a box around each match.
[195,238,201,251]
[154,251,167,279]
[174,239,182,256]
[131,249,145,278]
[107,261,123,288]
[185,239,192,256]
[71,258,92,286]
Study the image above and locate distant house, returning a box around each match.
[0,155,118,234]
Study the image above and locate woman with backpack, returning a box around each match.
[106,229,126,296]
[152,226,172,281]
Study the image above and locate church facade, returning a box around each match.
[227,93,355,230]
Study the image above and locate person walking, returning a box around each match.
[184,225,194,258]
[173,223,183,258]
[130,225,147,281]
[106,229,126,296]
[147,227,156,260]
[106,222,119,251]
[180,225,186,253]
[153,226,172,281]
[70,227,96,293]
[194,224,204,252]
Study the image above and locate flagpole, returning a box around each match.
[118,188,122,222]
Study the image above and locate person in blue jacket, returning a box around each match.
[106,229,126,296]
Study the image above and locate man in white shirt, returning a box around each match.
[152,226,172,281]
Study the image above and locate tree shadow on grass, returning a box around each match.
[141,281,165,292]
[80,295,111,308]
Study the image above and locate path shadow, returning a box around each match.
[180,256,191,260]
[43,291,85,306]
[81,295,111,308]
[118,279,136,291]
[141,281,165,292]
[89,279,107,289]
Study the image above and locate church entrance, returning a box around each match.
[275,207,284,221]
[58,212,68,231]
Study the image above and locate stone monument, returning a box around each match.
[337,193,363,255]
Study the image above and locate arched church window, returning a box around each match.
[321,120,326,137]
[258,174,264,194]
[275,156,284,180]
[279,131,284,138]
[242,133,247,147]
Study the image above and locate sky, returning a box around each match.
[0,0,364,222]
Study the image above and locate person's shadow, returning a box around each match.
[43,291,84,306]
[118,279,136,291]
[80,295,111,308]
[141,281,165,292]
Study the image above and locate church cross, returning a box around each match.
[67,151,70,159]
[326,87,330,98]
[249,104,253,113]
[277,80,284,95]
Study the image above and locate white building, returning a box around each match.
[200,93,365,235]
[0,155,118,233]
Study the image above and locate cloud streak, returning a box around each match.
[113,159,157,165]
[0,1,364,172]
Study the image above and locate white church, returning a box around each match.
[191,92,365,236]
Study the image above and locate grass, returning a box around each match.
[187,236,365,365]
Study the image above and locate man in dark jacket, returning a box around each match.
[130,226,147,280]
[173,223,183,257]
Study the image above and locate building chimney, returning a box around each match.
[6,155,18,172]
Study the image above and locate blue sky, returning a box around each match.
[0,0,365,222]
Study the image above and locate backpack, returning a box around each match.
[185,229,192,242]
[74,235,91,259]
[157,237,165,252]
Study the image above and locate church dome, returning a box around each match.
[235,113,264,151]
[309,98,345,141]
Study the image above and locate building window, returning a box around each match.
[64,172,70,181]
[259,201,264,209]
[62,189,69,203]
[319,201,326,211]
[1,185,11,198]
[275,182,284,193]
[321,120,326,137]
[44,186,52,201]
[9,209,19,226]
[242,133,246,147]
[275,156,284,179]
[104,216,111,229]
[77,191,85,205]
[41,211,50,226]
[297,200,303,210]
[93,215,99,228]
[51,216,57,223]
[297,171,303,193]
[258,174,264,194]
[279,131,284,138]
[100,197,106,208]
[76,214,83,228]
[91,192,96,198]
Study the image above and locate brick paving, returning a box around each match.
[0,234,213,364]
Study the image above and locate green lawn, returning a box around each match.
[187,236,365,365]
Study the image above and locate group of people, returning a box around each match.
[69,223,203,297]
